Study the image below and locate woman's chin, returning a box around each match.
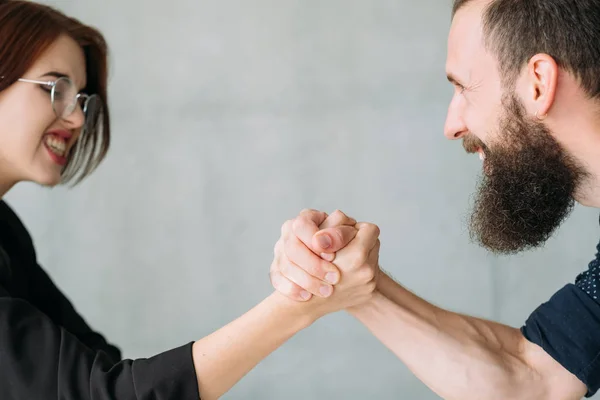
[32,172,62,188]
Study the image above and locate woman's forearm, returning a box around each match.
[192,292,315,400]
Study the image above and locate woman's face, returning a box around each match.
[0,34,87,188]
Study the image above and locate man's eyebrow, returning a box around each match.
[446,72,464,86]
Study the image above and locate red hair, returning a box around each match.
[0,0,110,184]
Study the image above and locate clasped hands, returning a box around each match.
[270,209,381,318]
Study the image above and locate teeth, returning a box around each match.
[44,135,66,157]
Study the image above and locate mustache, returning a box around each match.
[462,134,487,154]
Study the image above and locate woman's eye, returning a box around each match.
[39,84,52,94]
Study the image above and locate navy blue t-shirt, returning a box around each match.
[521,232,600,398]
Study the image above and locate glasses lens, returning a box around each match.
[82,94,103,136]
[52,77,78,119]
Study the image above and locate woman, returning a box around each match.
[0,1,380,399]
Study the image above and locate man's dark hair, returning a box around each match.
[452,0,600,98]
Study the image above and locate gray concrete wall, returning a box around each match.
[8,1,600,398]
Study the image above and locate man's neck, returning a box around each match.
[552,109,600,208]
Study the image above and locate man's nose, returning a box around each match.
[444,98,468,140]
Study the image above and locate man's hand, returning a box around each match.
[270,209,358,301]
[270,209,380,315]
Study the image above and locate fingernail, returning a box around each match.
[300,291,311,300]
[325,272,338,284]
[320,285,332,297]
[321,253,335,262]
[317,234,332,249]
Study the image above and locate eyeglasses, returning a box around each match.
[6,76,104,137]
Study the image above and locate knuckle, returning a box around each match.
[366,223,380,237]
[357,222,380,237]
[273,238,283,255]
[373,224,381,236]
[284,281,305,299]
[315,258,331,277]
[279,260,290,276]
[303,276,325,295]
[350,259,363,271]
[299,256,322,276]
[344,246,368,268]
[283,235,302,262]
[299,208,318,219]
[359,265,376,282]
[281,219,293,236]
[282,265,322,297]
[270,257,280,275]
[332,209,350,224]
[307,257,328,279]
[269,270,278,286]
[366,281,377,293]
[299,260,318,277]
[292,216,306,231]
[331,209,344,218]
[271,271,289,293]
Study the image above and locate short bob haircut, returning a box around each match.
[0,0,110,184]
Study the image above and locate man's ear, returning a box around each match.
[526,53,558,119]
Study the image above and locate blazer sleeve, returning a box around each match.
[25,260,123,363]
[0,283,200,400]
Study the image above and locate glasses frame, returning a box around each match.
[16,76,100,122]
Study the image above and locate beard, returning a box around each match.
[465,94,589,255]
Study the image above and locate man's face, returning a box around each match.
[445,4,588,254]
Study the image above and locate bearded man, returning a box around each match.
[271,1,600,398]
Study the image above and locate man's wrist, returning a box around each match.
[345,270,392,313]
[345,289,387,315]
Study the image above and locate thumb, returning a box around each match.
[312,226,357,254]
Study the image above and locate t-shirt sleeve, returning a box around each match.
[0,284,200,400]
[521,242,600,398]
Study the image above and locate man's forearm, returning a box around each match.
[347,273,547,400]
[192,292,315,400]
